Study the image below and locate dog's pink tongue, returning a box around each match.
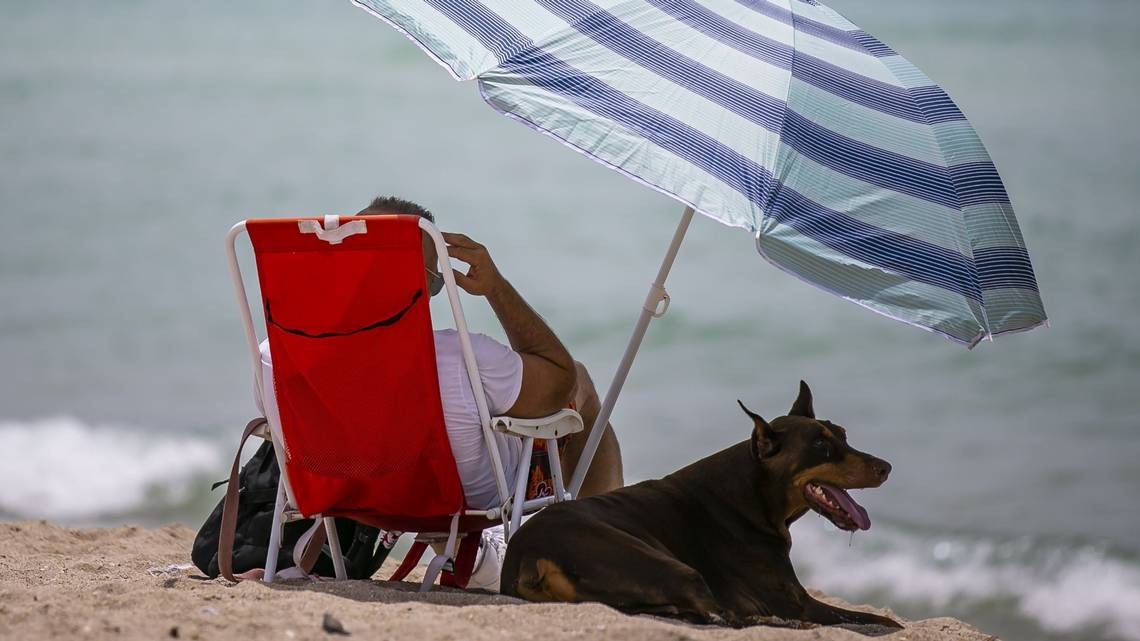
[822,484,871,530]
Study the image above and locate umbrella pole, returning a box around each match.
[568,206,695,497]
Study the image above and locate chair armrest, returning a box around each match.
[491,408,584,440]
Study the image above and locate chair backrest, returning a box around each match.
[243,215,465,522]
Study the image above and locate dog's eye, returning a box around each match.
[813,438,831,457]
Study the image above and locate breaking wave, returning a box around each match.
[0,416,224,521]
[792,516,1140,641]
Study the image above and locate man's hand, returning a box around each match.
[442,232,506,298]
[441,230,575,418]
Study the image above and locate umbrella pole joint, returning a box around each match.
[643,283,670,317]
[568,206,694,497]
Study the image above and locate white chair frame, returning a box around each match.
[225,215,582,589]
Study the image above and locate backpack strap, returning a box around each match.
[292,519,328,574]
[218,417,269,583]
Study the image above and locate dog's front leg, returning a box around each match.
[802,595,903,629]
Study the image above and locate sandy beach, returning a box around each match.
[0,521,999,641]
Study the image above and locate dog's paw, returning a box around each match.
[703,611,731,627]
[741,614,818,630]
[871,614,904,629]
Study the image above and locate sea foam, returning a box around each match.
[0,416,223,521]
[792,516,1140,641]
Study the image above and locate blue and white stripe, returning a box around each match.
[353,0,1046,345]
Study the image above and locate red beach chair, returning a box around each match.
[223,214,582,589]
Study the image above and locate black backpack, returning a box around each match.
[191,432,394,580]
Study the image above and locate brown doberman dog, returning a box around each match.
[501,381,900,629]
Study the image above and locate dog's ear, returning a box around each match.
[788,380,815,418]
[739,400,779,460]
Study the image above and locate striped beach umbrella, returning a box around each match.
[352,0,1047,493]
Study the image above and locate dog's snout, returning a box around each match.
[871,458,891,482]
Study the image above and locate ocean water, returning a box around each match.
[1,1,1138,640]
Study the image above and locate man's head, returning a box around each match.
[357,195,443,296]
[357,195,434,222]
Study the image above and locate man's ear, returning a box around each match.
[739,400,779,460]
[789,380,814,418]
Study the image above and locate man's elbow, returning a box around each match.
[534,360,577,416]
[509,358,578,418]
[550,361,577,410]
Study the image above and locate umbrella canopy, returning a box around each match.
[352,0,1050,496]
[353,0,1046,346]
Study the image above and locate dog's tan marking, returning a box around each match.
[819,426,834,440]
[517,559,578,603]
[786,460,859,519]
[792,461,846,488]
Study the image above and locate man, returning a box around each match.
[258,196,623,588]
[358,195,623,503]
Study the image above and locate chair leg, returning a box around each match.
[264,479,287,583]
[323,517,347,580]
[546,438,568,501]
[508,437,534,540]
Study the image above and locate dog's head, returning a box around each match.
[738,381,891,532]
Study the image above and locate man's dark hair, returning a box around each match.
[361,195,434,222]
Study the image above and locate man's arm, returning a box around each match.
[442,232,576,418]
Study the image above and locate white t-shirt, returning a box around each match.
[257,330,523,511]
